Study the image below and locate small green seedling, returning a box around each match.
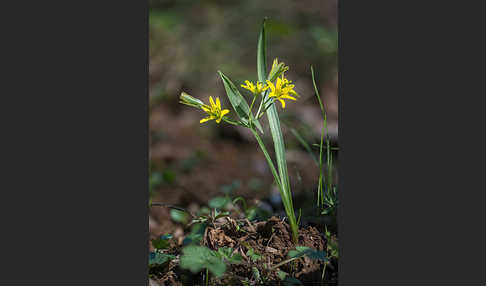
[325,226,338,259]
[180,245,226,278]
[149,252,175,268]
[252,267,262,284]
[149,234,176,271]
[182,222,206,246]
[151,234,172,250]
[322,226,338,280]
[246,247,263,262]
[216,247,243,264]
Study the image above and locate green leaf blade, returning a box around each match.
[218,71,263,133]
[257,18,267,83]
[256,17,298,243]
[288,246,327,261]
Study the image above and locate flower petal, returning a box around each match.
[266,80,275,92]
[200,116,213,123]
[209,96,215,108]
[216,97,221,109]
[278,99,286,108]
[281,94,297,101]
[220,109,230,116]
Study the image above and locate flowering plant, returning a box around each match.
[180,19,301,242]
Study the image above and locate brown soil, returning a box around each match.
[150,216,337,286]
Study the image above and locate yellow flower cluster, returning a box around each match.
[241,75,298,109]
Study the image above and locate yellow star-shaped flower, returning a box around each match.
[266,76,298,109]
[200,96,230,124]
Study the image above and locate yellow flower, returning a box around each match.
[241,80,267,96]
[200,96,230,124]
[265,76,298,108]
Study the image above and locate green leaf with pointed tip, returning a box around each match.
[257,18,267,83]
[218,71,263,133]
[288,246,327,261]
[170,209,189,225]
[257,18,298,243]
[180,245,226,278]
[208,196,229,209]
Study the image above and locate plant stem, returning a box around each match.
[248,96,257,126]
[250,128,283,193]
[222,117,243,126]
[254,95,265,119]
[270,257,299,270]
[250,128,299,243]
[205,268,209,286]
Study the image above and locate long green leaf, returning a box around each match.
[257,18,267,83]
[257,18,298,243]
[218,71,263,133]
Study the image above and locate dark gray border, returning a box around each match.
[338,0,481,284]
[2,1,148,284]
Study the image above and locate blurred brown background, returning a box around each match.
[149,0,338,234]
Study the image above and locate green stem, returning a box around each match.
[222,117,244,126]
[205,268,209,286]
[257,99,274,119]
[250,128,298,243]
[248,96,257,126]
[250,128,284,194]
[254,94,266,119]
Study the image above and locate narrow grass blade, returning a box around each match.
[290,128,318,165]
[311,66,327,207]
[257,18,298,243]
[218,71,263,133]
